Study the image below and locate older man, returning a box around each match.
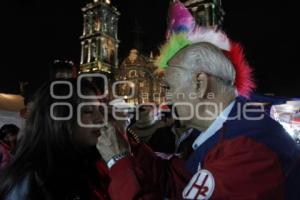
[160,39,300,200]
[97,2,300,199]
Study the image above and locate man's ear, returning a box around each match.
[196,72,208,98]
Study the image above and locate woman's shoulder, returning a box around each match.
[4,173,31,200]
[4,171,53,200]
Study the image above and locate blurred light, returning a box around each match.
[0,94,18,100]
[128,82,135,88]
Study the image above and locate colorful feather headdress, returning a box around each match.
[155,0,255,98]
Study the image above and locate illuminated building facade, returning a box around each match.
[80,0,119,77]
[116,49,165,105]
[182,0,224,27]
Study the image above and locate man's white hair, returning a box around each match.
[176,42,236,87]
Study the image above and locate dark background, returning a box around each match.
[0,0,299,97]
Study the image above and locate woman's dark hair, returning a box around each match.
[0,124,19,140]
[0,78,101,199]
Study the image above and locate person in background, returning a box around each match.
[150,105,199,156]
[49,60,77,80]
[145,105,177,154]
[0,124,19,174]
[128,106,165,144]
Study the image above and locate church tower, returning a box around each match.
[80,0,120,78]
[182,0,224,27]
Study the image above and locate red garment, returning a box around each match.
[0,141,12,174]
[203,136,285,200]
[92,160,111,200]
[106,138,288,200]
[105,97,299,199]
[108,143,192,200]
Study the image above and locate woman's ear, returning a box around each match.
[196,72,208,99]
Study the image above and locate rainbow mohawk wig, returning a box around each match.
[166,0,195,39]
[155,33,191,69]
[155,0,256,98]
[224,42,256,98]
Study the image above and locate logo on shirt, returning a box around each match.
[182,169,215,200]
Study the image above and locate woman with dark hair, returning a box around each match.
[0,124,19,173]
[0,78,110,200]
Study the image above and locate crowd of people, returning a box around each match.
[1,1,300,199]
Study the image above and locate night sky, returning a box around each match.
[1,0,299,97]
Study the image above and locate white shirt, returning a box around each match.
[192,101,235,150]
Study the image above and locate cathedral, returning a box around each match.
[117,49,165,105]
